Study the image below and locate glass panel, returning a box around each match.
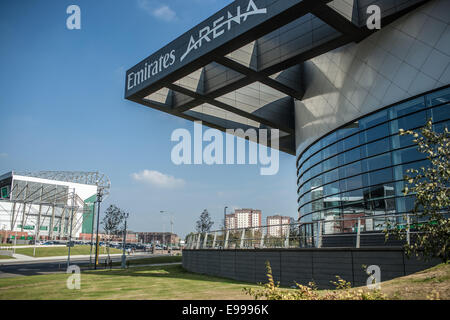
[392,146,426,165]
[343,147,361,165]
[323,155,338,171]
[309,163,321,178]
[320,131,337,150]
[362,152,391,172]
[323,181,340,196]
[322,143,338,160]
[324,168,339,184]
[344,161,362,178]
[394,110,427,133]
[389,96,425,119]
[426,86,450,107]
[346,174,363,190]
[433,121,449,133]
[429,105,450,123]
[361,137,390,158]
[360,123,389,144]
[390,132,415,150]
[343,133,360,151]
[367,168,393,186]
[359,109,388,130]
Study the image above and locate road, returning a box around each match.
[0,253,160,278]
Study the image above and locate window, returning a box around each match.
[389,97,425,119]
[392,146,426,165]
[359,109,388,130]
[362,152,391,172]
[366,168,393,186]
[361,137,390,158]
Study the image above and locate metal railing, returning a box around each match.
[185,213,433,249]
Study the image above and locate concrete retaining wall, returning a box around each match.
[182,248,440,289]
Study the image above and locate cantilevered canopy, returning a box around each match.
[125,0,429,155]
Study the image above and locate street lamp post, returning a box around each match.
[121,212,129,269]
[94,188,103,270]
[67,188,76,269]
[223,206,228,230]
[160,211,174,255]
[89,197,97,268]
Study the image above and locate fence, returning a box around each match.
[185,213,429,249]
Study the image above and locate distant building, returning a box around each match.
[78,231,139,243]
[267,215,292,237]
[137,232,179,245]
[225,209,261,230]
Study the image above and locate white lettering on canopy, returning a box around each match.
[180,0,267,62]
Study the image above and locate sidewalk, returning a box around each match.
[0,252,154,264]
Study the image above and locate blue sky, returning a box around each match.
[0,0,298,237]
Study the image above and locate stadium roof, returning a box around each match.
[2,171,110,191]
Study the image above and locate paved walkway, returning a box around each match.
[0,252,152,264]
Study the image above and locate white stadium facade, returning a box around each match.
[0,171,110,241]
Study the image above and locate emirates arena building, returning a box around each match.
[126,0,450,241]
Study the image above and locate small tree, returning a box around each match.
[385,119,449,262]
[196,209,214,233]
[102,205,125,261]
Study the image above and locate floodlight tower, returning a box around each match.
[94,187,103,270]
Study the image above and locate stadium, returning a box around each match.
[0,171,110,242]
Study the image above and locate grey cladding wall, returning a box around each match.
[182,248,439,289]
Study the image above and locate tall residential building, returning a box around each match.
[225,209,261,230]
[267,215,292,237]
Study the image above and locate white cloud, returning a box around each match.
[137,0,177,22]
[0,153,8,158]
[131,170,185,189]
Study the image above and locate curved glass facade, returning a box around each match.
[296,86,450,234]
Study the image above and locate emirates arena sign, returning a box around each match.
[124,0,310,99]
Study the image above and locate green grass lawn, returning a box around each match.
[14,245,122,257]
[0,259,447,300]
[0,255,14,259]
[0,264,258,300]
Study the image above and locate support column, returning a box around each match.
[196,233,201,249]
[240,229,245,248]
[212,231,217,249]
[202,232,208,249]
[356,218,361,248]
[224,230,229,249]
[20,183,29,232]
[317,221,322,248]
[406,214,410,245]
[260,229,265,248]
[284,224,290,248]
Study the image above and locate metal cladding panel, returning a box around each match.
[280,251,313,286]
[235,251,256,282]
